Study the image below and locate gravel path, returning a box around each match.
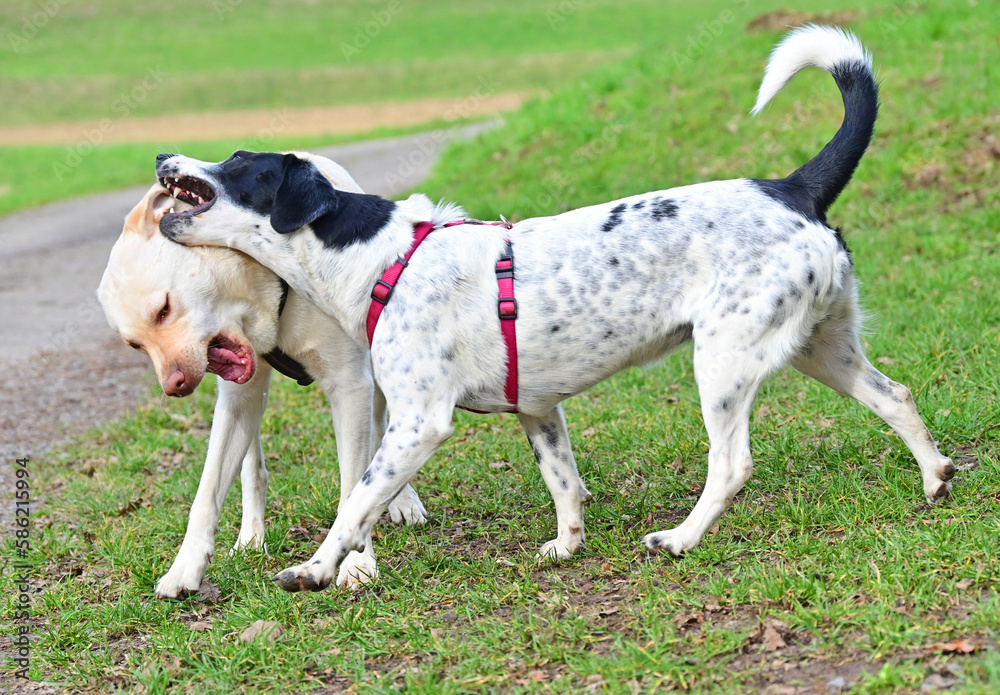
[0,121,495,524]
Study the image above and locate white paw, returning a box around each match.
[155,560,208,599]
[925,479,953,504]
[642,529,691,557]
[336,551,379,590]
[537,536,581,561]
[387,484,428,525]
[229,531,267,557]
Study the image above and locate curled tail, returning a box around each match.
[752,25,879,223]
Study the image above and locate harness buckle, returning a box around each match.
[371,280,394,305]
[498,298,518,320]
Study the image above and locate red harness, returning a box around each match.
[366,219,518,412]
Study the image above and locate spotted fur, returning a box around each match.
[156,27,953,592]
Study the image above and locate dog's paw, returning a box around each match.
[155,563,207,599]
[272,562,332,593]
[537,536,582,561]
[642,530,689,558]
[387,484,428,526]
[924,457,955,503]
[229,532,267,557]
[336,551,379,590]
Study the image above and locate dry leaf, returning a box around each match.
[922,639,981,655]
[195,581,221,603]
[761,622,787,652]
[240,620,283,643]
[189,621,212,632]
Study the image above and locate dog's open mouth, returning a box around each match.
[206,334,255,384]
[158,175,216,216]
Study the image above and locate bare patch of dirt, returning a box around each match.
[0,92,539,146]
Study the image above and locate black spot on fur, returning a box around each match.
[609,257,620,267]
[806,269,815,285]
[865,371,893,398]
[551,325,561,333]
[632,200,646,210]
[602,203,628,232]
[540,423,560,450]
[650,199,679,220]
[360,469,373,486]
[716,397,733,412]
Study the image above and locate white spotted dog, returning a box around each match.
[155,26,954,592]
[98,154,428,598]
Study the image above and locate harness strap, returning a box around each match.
[366,221,436,346]
[262,278,316,386]
[366,220,518,411]
[495,240,518,408]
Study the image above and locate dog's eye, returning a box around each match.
[157,296,170,324]
[128,341,142,351]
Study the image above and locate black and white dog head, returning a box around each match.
[155,150,392,250]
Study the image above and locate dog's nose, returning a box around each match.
[156,153,176,165]
[162,369,190,397]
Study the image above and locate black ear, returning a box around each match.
[271,154,339,234]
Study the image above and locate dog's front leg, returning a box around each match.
[519,406,593,559]
[272,407,454,592]
[155,365,273,599]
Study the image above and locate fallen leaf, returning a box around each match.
[922,639,981,655]
[195,581,221,603]
[240,620,283,643]
[489,460,512,470]
[761,622,787,652]
[189,621,212,632]
[581,427,597,437]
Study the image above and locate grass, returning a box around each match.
[5,0,1000,692]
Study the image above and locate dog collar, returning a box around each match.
[262,279,316,386]
[366,219,519,412]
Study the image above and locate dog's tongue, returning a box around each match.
[207,344,246,382]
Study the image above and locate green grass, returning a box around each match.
[6,0,1000,692]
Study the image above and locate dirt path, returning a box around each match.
[0,93,533,145]
[0,120,496,522]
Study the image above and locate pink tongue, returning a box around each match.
[207,346,245,382]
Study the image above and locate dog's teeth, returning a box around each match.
[169,207,175,214]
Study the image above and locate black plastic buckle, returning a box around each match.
[498,298,518,319]
[371,280,394,305]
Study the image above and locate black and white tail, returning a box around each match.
[752,25,879,223]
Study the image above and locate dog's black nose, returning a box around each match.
[156,153,176,164]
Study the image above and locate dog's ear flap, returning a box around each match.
[271,154,339,234]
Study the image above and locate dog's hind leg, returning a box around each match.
[519,405,593,559]
[272,404,455,592]
[792,306,955,502]
[644,338,772,556]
